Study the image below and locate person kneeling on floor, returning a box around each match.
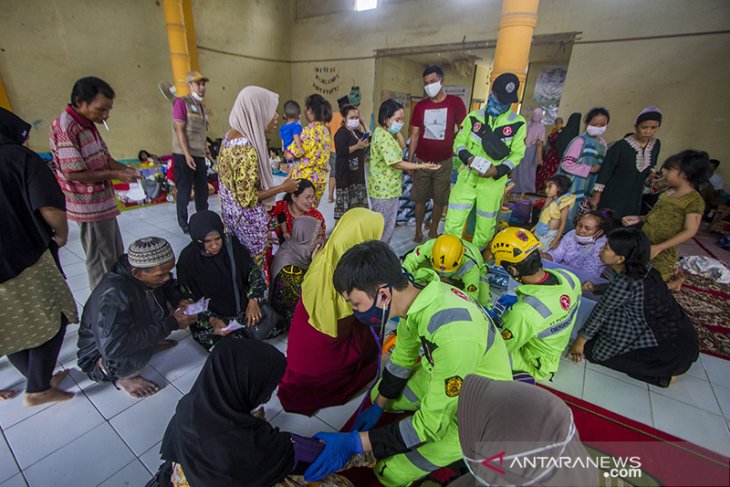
[304,240,512,487]
[490,227,581,383]
[77,237,197,397]
[402,234,492,307]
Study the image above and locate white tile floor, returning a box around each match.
[1,191,729,486]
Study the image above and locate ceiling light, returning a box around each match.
[355,0,377,12]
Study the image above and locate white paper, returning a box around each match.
[470,157,492,174]
[221,319,245,333]
[184,297,209,315]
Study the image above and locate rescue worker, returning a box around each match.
[444,73,527,250]
[304,240,512,487]
[490,227,582,382]
[402,234,491,307]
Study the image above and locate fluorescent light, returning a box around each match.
[355,0,377,11]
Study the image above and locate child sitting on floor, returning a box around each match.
[532,174,576,250]
[621,150,708,291]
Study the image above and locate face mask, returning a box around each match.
[424,81,442,98]
[575,234,596,245]
[191,92,203,102]
[586,125,606,137]
[462,412,577,486]
[347,118,360,129]
[353,286,392,327]
[486,92,511,117]
[387,121,404,134]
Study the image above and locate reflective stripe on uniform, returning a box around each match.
[476,209,497,218]
[507,112,516,122]
[553,269,576,289]
[522,295,551,318]
[480,275,490,284]
[427,308,472,334]
[405,449,439,472]
[399,416,422,448]
[537,305,578,339]
[486,319,496,351]
[385,359,413,379]
[449,203,472,211]
[501,160,515,170]
[403,384,419,403]
[456,145,467,154]
[456,260,476,278]
[469,132,482,144]
[478,109,485,119]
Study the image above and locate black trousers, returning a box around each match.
[173,153,209,229]
[7,315,68,393]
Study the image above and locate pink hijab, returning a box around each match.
[525,108,546,147]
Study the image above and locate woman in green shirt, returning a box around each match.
[369,99,438,243]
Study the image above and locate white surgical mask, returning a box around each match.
[191,92,204,102]
[388,121,404,134]
[347,118,360,129]
[424,81,442,98]
[586,125,606,137]
[574,234,596,245]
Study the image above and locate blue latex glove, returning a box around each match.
[492,293,518,317]
[352,403,383,432]
[304,431,364,482]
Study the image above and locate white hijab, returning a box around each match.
[229,86,279,207]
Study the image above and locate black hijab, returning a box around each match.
[160,338,294,487]
[0,107,65,284]
[554,112,581,158]
[176,211,255,317]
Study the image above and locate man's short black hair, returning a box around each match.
[283,100,301,119]
[422,65,444,79]
[504,251,542,277]
[70,76,115,107]
[334,240,409,298]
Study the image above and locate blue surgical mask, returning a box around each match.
[387,121,404,134]
[353,286,392,327]
[486,92,510,117]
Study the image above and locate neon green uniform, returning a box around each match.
[500,268,582,381]
[402,238,492,307]
[369,271,512,487]
[444,109,526,250]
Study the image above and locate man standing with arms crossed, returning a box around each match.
[50,76,140,290]
[172,71,210,234]
[409,65,466,243]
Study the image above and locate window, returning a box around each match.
[355,0,377,12]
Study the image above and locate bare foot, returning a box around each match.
[428,230,439,240]
[413,232,424,243]
[0,389,19,400]
[50,369,71,389]
[23,387,74,407]
[154,339,178,353]
[116,375,160,398]
[670,376,679,385]
[667,276,684,292]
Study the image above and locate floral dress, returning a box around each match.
[288,122,331,204]
[217,133,269,265]
[270,265,306,336]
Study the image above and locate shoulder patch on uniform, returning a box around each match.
[466,284,477,293]
[450,288,469,301]
[501,329,513,340]
[445,376,463,397]
[559,294,571,311]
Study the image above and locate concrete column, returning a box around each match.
[163,0,191,97]
[182,0,199,71]
[491,0,539,102]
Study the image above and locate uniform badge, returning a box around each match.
[502,126,513,137]
[473,122,482,132]
[445,376,463,397]
[467,284,477,293]
[501,329,513,340]
[506,82,516,93]
[560,294,571,311]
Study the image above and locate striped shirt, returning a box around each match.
[49,105,119,222]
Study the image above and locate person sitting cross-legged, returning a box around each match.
[77,237,197,397]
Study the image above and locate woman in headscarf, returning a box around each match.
[217,86,300,272]
[270,216,324,336]
[535,112,581,194]
[452,374,597,486]
[278,208,384,416]
[0,107,78,406]
[159,338,353,487]
[510,108,546,197]
[177,210,268,350]
[590,107,663,219]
